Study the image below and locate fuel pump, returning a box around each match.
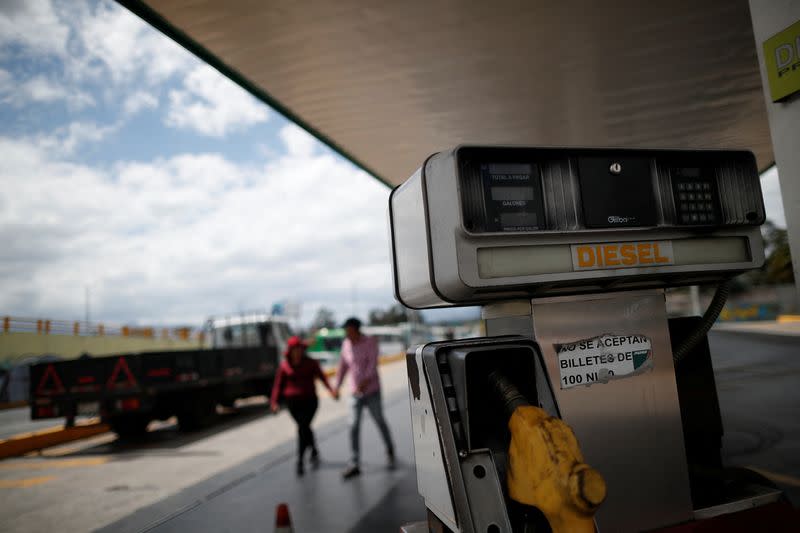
[390,146,794,532]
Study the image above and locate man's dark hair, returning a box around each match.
[343,317,362,330]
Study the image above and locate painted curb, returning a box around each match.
[0,421,109,460]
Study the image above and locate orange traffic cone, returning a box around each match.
[275,503,294,533]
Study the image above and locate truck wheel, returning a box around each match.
[177,399,217,431]
[109,414,150,439]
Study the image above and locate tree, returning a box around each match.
[311,307,336,330]
[735,220,794,291]
[368,304,424,325]
[762,221,794,284]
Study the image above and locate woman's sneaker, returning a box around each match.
[341,464,361,479]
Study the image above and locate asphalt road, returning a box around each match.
[708,330,800,504]
[0,331,797,533]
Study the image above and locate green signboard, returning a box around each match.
[764,19,800,102]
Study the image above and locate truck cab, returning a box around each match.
[207,314,293,353]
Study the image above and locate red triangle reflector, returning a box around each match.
[35,364,65,395]
[106,357,138,390]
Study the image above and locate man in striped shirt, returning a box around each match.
[335,317,396,479]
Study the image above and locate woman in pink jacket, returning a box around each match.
[270,336,338,476]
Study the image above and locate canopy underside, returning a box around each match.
[123,0,773,186]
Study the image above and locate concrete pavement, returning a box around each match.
[101,386,423,533]
[0,407,71,441]
[0,360,416,533]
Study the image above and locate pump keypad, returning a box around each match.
[672,172,720,225]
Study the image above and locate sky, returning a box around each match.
[0,0,409,328]
[0,0,788,329]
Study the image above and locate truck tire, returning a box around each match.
[109,414,150,439]
[177,398,217,431]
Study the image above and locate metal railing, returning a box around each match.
[1,316,204,342]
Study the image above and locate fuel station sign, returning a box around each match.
[764,19,800,102]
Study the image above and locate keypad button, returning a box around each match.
[679,193,687,201]
[688,193,696,200]
[682,214,691,223]
[703,183,710,190]
[678,183,686,191]
[706,202,713,210]
[690,214,699,222]
[704,193,712,200]
[680,202,688,211]
[699,214,707,222]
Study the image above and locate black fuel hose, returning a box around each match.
[673,280,731,364]
[488,370,530,420]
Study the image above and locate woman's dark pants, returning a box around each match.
[285,396,319,462]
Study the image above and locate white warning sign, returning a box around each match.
[554,334,653,389]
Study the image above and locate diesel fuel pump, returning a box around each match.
[391,146,793,532]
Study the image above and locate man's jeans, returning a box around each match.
[349,390,394,465]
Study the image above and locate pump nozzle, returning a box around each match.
[489,371,607,533]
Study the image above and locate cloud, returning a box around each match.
[0,0,192,128]
[36,120,119,155]
[123,90,158,116]
[0,68,11,91]
[72,0,192,85]
[280,124,317,157]
[166,64,269,137]
[1,0,193,106]
[0,0,69,58]
[0,73,95,109]
[0,125,392,326]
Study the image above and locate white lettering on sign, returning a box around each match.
[570,241,674,271]
[554,333,653,389]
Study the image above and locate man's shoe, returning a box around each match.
[310,451,320,469]
[296,461,305,477]
[341,464,361,479]
[387,452,396,470]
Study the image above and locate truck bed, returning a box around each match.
[29,347,278,423]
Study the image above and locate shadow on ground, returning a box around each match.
[65,401,274,458]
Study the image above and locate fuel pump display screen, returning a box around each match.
[490,186,534,201]
[481,163,545,232]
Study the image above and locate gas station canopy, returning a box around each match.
[121,0,773,186]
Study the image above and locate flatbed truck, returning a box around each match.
[29,314,292,437]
